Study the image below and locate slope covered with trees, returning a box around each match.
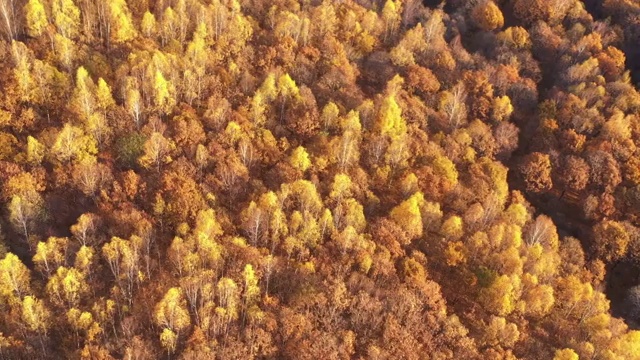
[0,0,640,359]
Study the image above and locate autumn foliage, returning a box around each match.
[0,0,640,359]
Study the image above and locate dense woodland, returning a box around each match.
[2,0,640,358]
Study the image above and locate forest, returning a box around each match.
[2,0,640,358]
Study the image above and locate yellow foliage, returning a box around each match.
[440,215,464,240]
[330,173,353,200]
[141,11,157,37]
[484,316,520,348]
[24,0,48,37]
[21,296,50,334]
[160,328,177,354]
[46,266,88,307]
[109,0,137,43]
[376,94,406,139]
[553,348,579,360]
[52,123,98,164]
[479,274,520,316]
[0,253,31,300]
[433,155,458,186]
[289,146,311,172]
[33,237,69,275]
[96,78,115,111]
[52,0,81,39]
[471,1,505,31]
[243,264,260,307]
[445,241,467,267]
[492,96,514,122]
[154,287,191,332]
[26,136,45,166]
[390,192,425,240]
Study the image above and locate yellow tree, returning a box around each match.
[138,132,176,172]
[70,213,99,246]
[33,237,69,276]
[0,253,31,300]
[479,274,521,316]
[52,0,81,39]
[216,277,240,333]
[471,1,505,31]
[288,146,311,173]
[21,296,51,337]
[152,70,175,115]
[553,348,579,360]
[482,316,520,349]
[23,0,48,37]
[8,194,43,246]
[390,23,427,67]
[95,78,115,111]
[71,67,96,122]
[51,123,98,164]
[26,136,45,166]
[390,192,425,240]
[277,73,300,122]
[45,266,88,307]
[381,0,401,43]
[193,208,224,269]
[141,11,156,38]
[53,33,76,69]
[102,236,140,297]
[243,264,260,315]
[329,173,353,201]
[74,245,95,277]
[11,41,35,103]
[108,0,137,44]
[154,287,191,354]
[440,83,468,131]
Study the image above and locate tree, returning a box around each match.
[524,215,558,249]
[21,296,50,338]
[46,266,88,307]
[74,245,95,277]
[593,220,630,262]
[8,194,44,247]
[381,0,401,43]
[553,348,579,360]
[0,253,31,300]
[11,41,35,103]
[243,264,260,312]
[70,213,99,246]
[479,275,520,316]
[26,136,45,166]
[141,11,157,38]
[138,132,175,171]
[102,236,140,302]
[519,152,553,193]
[33,237,69,276]
[51,123,98,164]
[125,87,143,129]
[288,146,311,173]
[471,1,504,31]
[108,0,137,44]
[53,0,81,39]
[152,70,175,114]
[440,83,468,131]
[559,156,590,192]
[390,192,425,240]
[0,0,18,40]
[482,316,520,348]
[24,0,48,37]
[155,287,191,353]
